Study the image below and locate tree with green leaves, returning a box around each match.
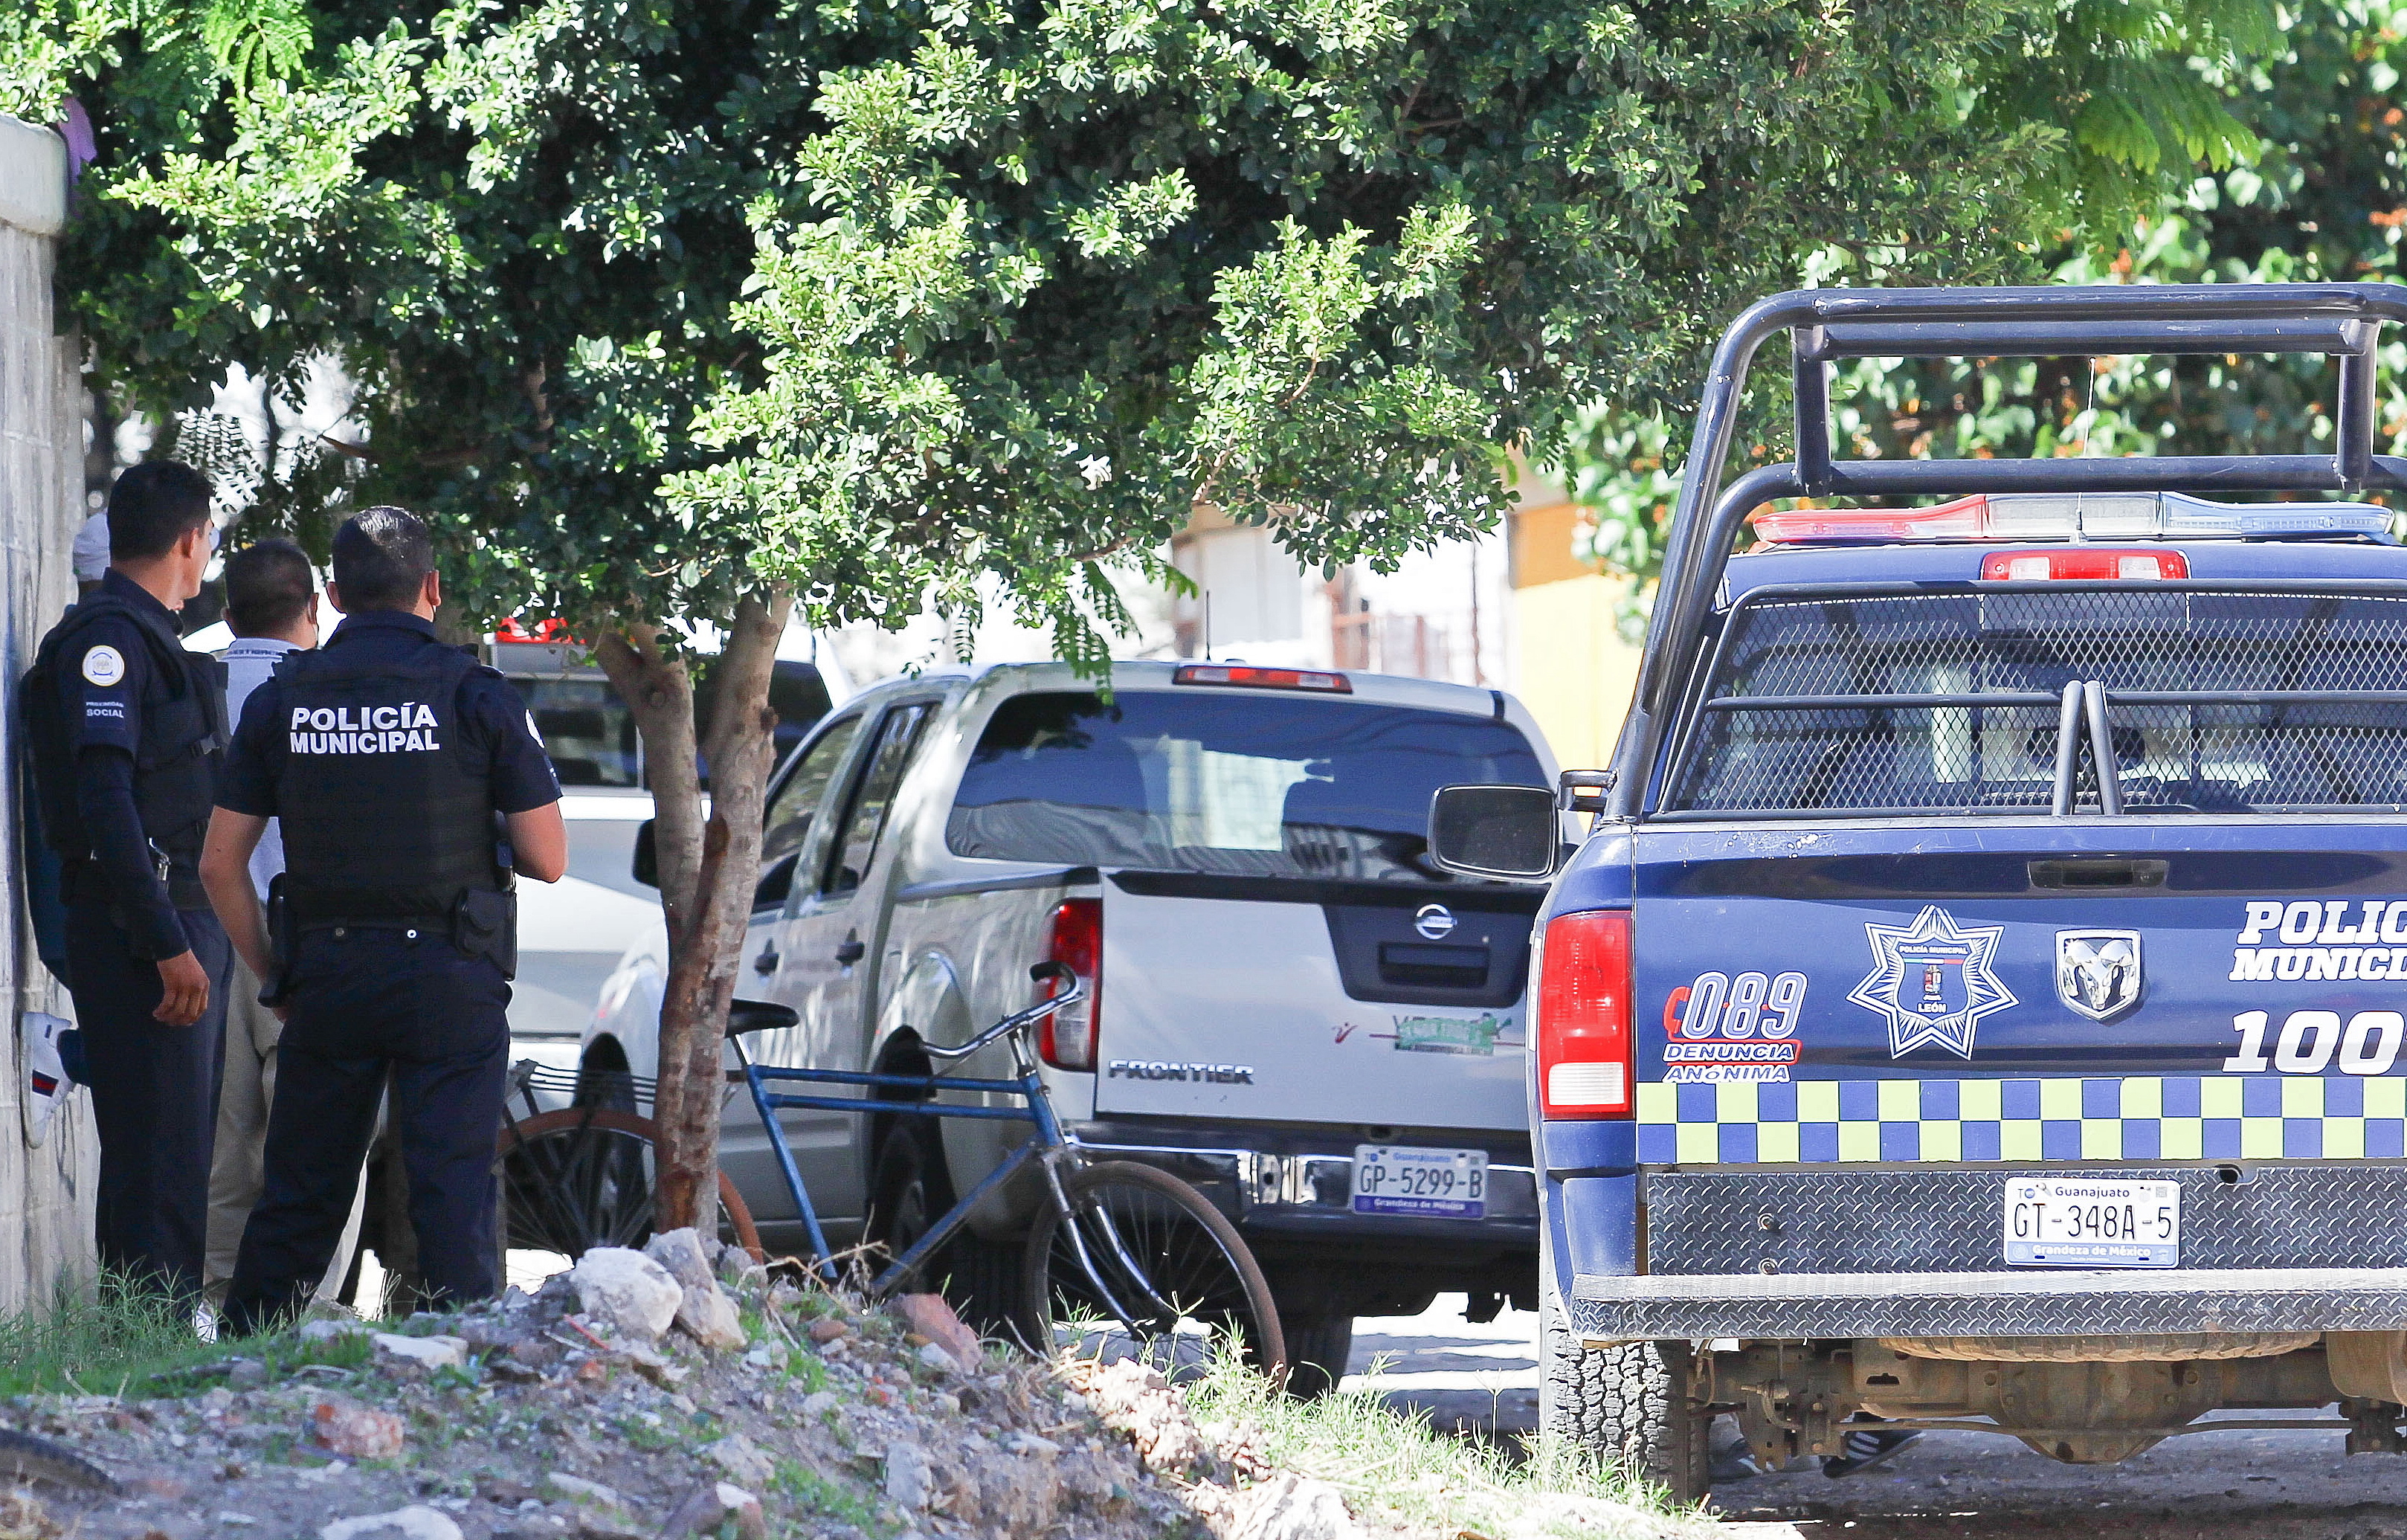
[10,0,2097,1234]
[1555,0,2289,631]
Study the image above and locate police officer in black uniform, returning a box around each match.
[201,506,564,1332]
[25,460,231,1305]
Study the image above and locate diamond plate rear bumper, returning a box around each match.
[1570,1266,2407,1344]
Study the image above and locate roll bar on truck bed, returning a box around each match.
[1606,282,2407,820]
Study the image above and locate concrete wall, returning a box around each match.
[0,115,100,1311]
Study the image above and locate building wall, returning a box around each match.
[1505,471,1645,772]
[0,115,100,1310]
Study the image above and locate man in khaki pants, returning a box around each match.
[204,541,365,1314]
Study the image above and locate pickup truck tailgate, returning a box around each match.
[1632,822,2407,1166]
[1095,874,1535,1127]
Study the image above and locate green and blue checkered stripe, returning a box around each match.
[1634,1077,2407,1164]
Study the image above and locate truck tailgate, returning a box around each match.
[1095,874,1534,1128]
[1633,821,2407,1167]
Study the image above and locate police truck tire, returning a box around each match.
[1539,1243,1706,1501]
[494,1108,763,1263]
[1280,1315,1355,1398]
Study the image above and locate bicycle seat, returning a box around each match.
[726,999,800,1038]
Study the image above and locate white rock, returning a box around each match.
[300,1318,373,1343]
[372,1333,468,1370]
[800,1391,840,1418]
[677,1282,748,1351]
[1005,1432,1061,1458]
[320,1507,465,1540]
[915,1342,958,1373]
[544,1472,624,1507]
[567,1248,681,1342]
[703,1432,776,1488]
[642,1228,715,1292]
[883,1441,934,1511]
[1224,1473,1367,1540]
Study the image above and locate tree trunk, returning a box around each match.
[594,593,793,1233]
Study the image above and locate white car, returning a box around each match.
[585,660,1559,1387]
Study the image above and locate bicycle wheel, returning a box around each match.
[494,1108,764,1263]
[1021,1160,1285,1380]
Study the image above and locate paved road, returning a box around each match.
[1343,1298,2407,1538]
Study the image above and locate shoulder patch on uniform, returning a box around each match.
[79,645,125,688]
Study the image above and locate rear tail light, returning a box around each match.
[1040,899,1101,1070]
[1173,664,1351,693]
[1536,910,1634,1120]
[1979,548,2188,581]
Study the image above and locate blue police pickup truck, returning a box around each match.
[1428,283,2407,1499]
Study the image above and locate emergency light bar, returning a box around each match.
[1172,664,1352,693]
[1753,491,2398,547]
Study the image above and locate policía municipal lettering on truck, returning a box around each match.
[1431,282,2407,1501]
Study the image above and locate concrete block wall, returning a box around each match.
[0,114,100,1313]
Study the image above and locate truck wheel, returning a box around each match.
[1280,1315,1355,1398]
[1539,1249,1707,1501]
[867,1121,1019,1333]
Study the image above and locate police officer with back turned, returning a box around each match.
[202,507,565,1333]
[25,460,231,1305]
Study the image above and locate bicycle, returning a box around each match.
[493,1059,764,1264]
[729,962,1286,1377]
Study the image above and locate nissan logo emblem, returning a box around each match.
[1414,903,1457,941]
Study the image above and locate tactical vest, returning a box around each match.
[272,643,503,918]
[22,595,226,902]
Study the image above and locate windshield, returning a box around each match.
[949,690,1546,880]
[509,677,642,787]
[1670,585,2407,816]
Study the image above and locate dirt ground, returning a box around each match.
[1710,1414,2407,1539]
[1340,1300,2407,1539]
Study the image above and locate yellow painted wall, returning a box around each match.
[1512,572,1642,770]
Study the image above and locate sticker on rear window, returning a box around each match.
[1662,970,1804,1083]
[1850,906,2016,1060]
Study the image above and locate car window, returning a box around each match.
[762,712,866,870]
[947,691,1546,880]
[820,703,935,898]
[509,677,641,787]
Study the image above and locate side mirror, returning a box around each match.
[631,819,658,888]
[1427,785,1559,881]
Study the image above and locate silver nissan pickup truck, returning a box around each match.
[584,659,1561,1388]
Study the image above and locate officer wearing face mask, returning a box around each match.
[201,506,565,1331]
[22,460,230,1306]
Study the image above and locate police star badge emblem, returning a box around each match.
[1848,905,2016,1060]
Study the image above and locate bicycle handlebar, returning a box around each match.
[920,961,1084,1062]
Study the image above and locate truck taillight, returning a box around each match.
[1040,899,1101,1070]
[1978,548,2188,581]
[1536,910,1633,1120]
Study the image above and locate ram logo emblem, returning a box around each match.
[2057,930,2143,1022]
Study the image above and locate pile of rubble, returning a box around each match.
[0,1232,1393,1540]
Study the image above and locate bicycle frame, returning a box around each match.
[728,975,1099,1296]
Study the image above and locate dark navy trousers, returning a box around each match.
[224,924,509,1333]
[64,895,231,1306]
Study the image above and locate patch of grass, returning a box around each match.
[768,1457,884,1533]
[0,1271,222,1396]
[1179,1343,1711,1540]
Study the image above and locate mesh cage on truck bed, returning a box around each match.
[1666,585,2407,816]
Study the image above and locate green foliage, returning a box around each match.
[1557,0,2407,640]
[8,0,2090,655]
